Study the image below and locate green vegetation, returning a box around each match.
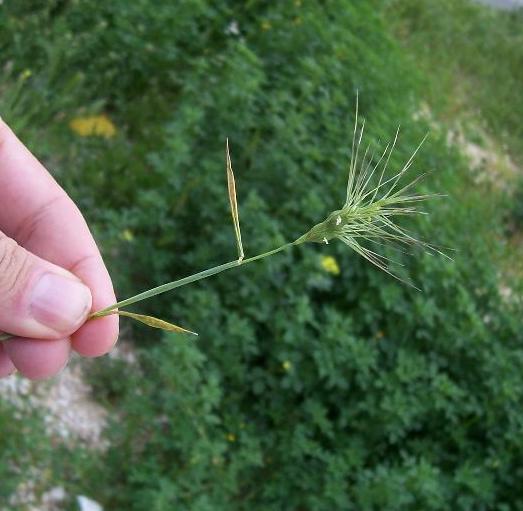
[1,1,522,509]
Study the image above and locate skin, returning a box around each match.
[0,119,119,379]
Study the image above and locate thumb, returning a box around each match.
[0,231,92,339]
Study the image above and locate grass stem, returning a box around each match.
[91,242,296,318]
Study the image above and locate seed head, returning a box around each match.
[296,95,445,285]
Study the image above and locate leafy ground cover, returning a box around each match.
[1,1,522,509]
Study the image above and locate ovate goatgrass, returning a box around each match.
[91,97,447,335]
[0,98,447,341]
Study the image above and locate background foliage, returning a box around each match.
[1,1,522,509]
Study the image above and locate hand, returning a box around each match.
[0,119,119,379]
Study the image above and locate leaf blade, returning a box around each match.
[113,311,198,336]
[226,138,244,262]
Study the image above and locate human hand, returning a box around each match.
[0,119,119,379]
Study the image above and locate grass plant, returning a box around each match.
[0,98,442,341]
[0,98,443,340]
[88,97,444,335]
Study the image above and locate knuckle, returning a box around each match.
[0,232,31,298]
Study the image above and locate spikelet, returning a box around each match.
[295,94,446,286]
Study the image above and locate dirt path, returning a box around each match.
[474,0,523,9]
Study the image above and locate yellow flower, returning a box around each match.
[121,229,134,242]
[261,20,272,31]
[320,255,340,275]
[282,360,292,371]
[226,433,236,443]
[69,114,117,138]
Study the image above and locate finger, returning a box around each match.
[5,337,71,380]
[0,119,119,354]
[0,343,16,378]
[0,230,92,339]
[70,255,119,357]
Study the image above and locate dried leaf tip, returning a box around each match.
[113,311,198,336]
[226,138,244,262]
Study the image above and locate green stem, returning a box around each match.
[91,242,297,318]
[0,241,299,342]
[0,241,304,342]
